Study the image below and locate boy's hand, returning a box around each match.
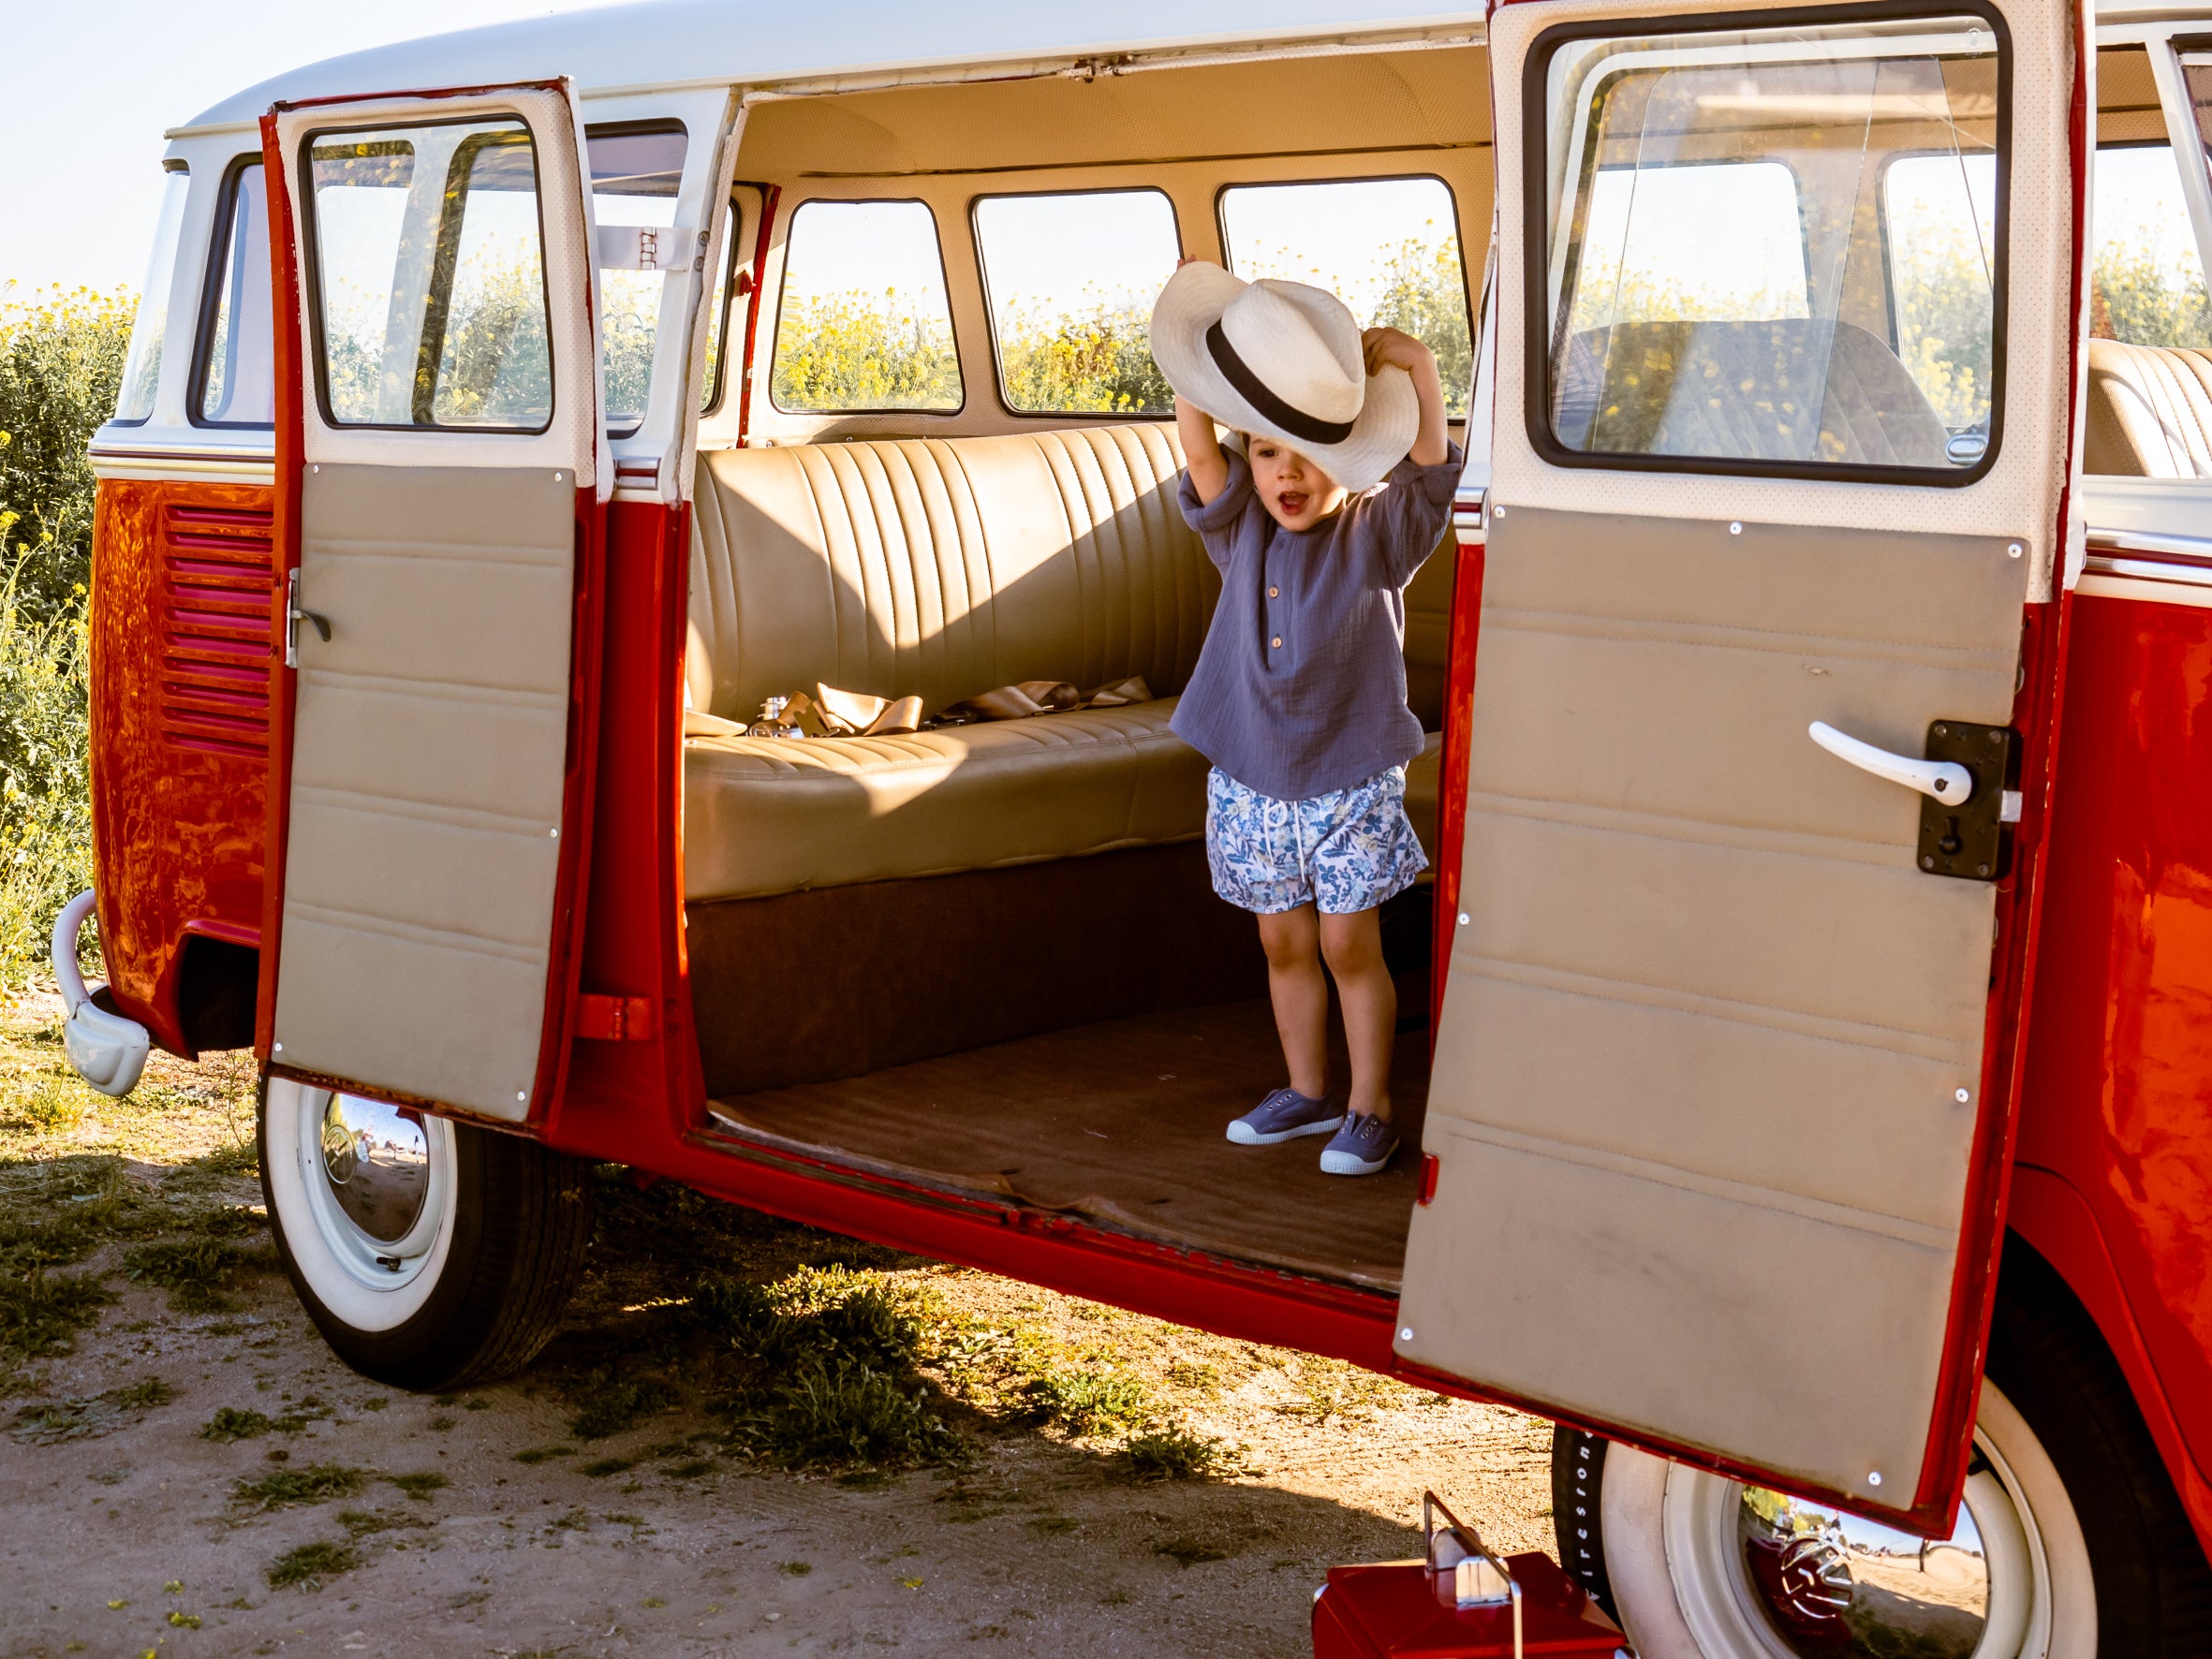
[1361,327,1434,377]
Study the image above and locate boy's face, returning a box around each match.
[1247,436,1348,531]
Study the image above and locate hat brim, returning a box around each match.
[1149,262,1422,493]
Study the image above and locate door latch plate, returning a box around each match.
[1918,721,2017,882]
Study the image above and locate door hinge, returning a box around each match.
[576,992,656,1042]
[1918,721,2020,882]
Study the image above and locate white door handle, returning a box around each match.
[1808,721,1974,804]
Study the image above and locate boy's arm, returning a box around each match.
[1176,396,1231,505]
[1362,328,1451,465]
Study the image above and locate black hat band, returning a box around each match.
[1204,320,1357,447]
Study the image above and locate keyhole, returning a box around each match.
[1938,816,1963,857]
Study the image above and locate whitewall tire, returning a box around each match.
[258,1077,595,1390]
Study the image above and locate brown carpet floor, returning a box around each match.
[706,997,1427,1289]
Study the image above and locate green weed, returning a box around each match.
[728,1356,960,1472]
[122,1236,253,1313]
[9,1378,170,1445]
[1154,1534,1230,1568]
[0,1269,113,1361]
[580,1457,636,1478]
[1124,1427,1227,1482]
[200,1407,272,1443]
[231,1463,364,1511]
[383,1472,448,1501]
[266,1539,359,1591]
[512,1446,574,1465]
[1028,1367,1150,1433]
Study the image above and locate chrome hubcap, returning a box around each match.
[291,1086,452,1293]
[1739,1486,1991,1657]
[318,1093,432,1244]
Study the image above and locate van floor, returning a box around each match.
[705,997,1428,1291]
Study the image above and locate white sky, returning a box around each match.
[0,0,600,302]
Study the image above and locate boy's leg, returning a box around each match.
[1319,907,1394,1122]
[1257,904,1329,1100]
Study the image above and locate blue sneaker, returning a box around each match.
[1319,1111,1400,1176]
[1226,1087,1343,1146]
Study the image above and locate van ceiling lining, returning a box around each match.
[732,44,1491,181]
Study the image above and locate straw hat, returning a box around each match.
[1150,261,1419,492]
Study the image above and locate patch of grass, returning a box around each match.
[336,1508,432,1539]
[383,1471,449,1501]
[1165,1359,1222,1396]
[200,1407,272,1443]
[549,1507,590,1532]
[776,1561,812,1576]
[513,1445,575,1465]
[727,1356,961,1473]
[1028,1367,1149,1433]
[1154,1534,1230,1568]
[266,1539,360,1590]
[566,1373,679,1441]
[664,1459,715,1478]
[1124,1427,1227,1482]
[9,1378,170,1445]
[0,1270,115,1362]
[122,1236,254,1314]
[1028,1516,1078,1534]
[231,1463,365,1511]
[580,1456,636,1478]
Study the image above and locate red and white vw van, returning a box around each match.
[74,0,2212,1650]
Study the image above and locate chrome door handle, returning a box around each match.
[1808,721,1974,804]
[285,569,332,668]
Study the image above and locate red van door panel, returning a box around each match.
[1401,0,2084,1536]
[256,83,607,1123]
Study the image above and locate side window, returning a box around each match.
[306,120,553,431]
[113,168,191,425]
[196,159,273,427]
[700,198,742,414]
[1536,17,2001,476]
[1220,177,1472,418]
[771,199,962,413]
[972,189,1179,415]
[2089,46,2210,348]
[589,125,686,436]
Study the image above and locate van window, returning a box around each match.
[1537,16,2001,477]
[590,125,686,435]
[2087,48,2210,348]
[1883,152,1998,433]
[700,199,741,414]
[113,168,191,425]
[1220,177,1471,418]
[771,199,962,413]
[973,189,1178,415]
[307,120,553,431]
[196,160,273,427]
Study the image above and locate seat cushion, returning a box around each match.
[2086,336,2212,477]
[686,698,1209,900]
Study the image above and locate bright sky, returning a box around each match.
[0,0,601,301]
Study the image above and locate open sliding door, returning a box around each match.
[258,82,607,1123]
[1401,0,2083,1534]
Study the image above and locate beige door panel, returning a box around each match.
[1401,506,2026,1506]
[272,463,577,1121]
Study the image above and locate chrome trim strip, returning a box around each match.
[2084,552,2212,585]
[2084,529,2212,565]
[90,452,277,483]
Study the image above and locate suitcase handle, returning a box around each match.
[1423,1490,1524,1657]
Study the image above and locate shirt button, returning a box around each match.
[1269,586,1279,597]
[1271,636,1283,649]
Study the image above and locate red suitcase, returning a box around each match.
[1313,1493,1628,1659]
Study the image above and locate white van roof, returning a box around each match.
[177,0,1483,135]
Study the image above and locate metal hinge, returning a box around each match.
[576,992,657,1042]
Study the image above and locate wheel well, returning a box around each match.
[175,934,258,1055]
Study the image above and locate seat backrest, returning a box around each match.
[2085,336,2212,477]
[688,424,1217,721]
[1555,319,1954,469]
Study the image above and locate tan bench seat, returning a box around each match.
[686,698,1207,899]
[684,423,1454,903]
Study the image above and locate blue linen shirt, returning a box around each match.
[1172,441,1464,802]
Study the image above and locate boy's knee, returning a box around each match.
[1319,913,1382,975]
[1257,910,1317,970]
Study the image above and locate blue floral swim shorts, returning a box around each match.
[1204,765,1428,916]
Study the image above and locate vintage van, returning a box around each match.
[72,0,2212,1650]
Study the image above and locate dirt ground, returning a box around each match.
[0,999,1554,1658]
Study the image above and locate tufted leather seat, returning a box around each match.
[684,423,1453,901]
[2085,336,2212,477]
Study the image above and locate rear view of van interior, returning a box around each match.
[675,43,1491,1289]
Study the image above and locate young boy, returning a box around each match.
[1149,262,1460,1178]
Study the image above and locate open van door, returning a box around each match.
[256,82,607,1123]
[1399,0,2083,1535]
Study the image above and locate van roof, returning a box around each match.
[176,0,1483,136]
